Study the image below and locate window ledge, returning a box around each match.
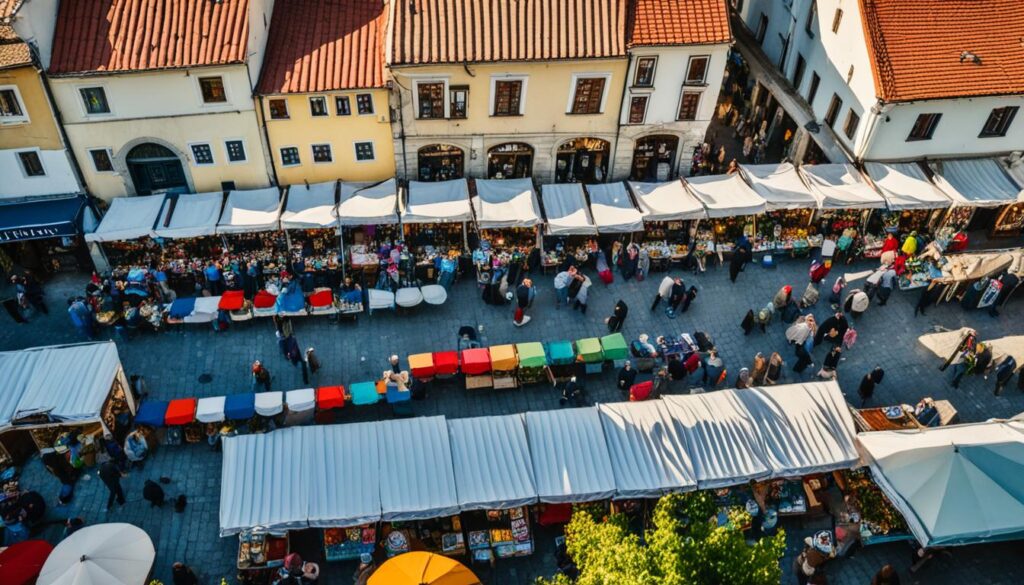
[565,112,603,116]
[491,113,524,118]
[630,86,655,92]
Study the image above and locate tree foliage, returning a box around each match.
[538,492,786,585]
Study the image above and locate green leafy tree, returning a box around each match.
[538,492,785,585]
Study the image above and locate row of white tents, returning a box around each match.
[87,158,1024,244]
[219,381,862,535]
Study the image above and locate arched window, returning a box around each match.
[126,143,187,195]
[487,143,534,179]
[555,137,610,184]
[417,144,464,181]
[631,135,680,181]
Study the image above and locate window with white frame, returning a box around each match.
[415,81,447,119]
[198,76,227,104]
[354,141,375,162]
[449,86,468,119]
[79,87,110,115]
[0,87,28,123]
[568,75,610,114]
[491,77,526,116]
[684,56,710,85]
[309,97,328,117]
[336,96,351,116]
[189,143,215,165]
[224,140,247,163]
[312,144,333,163]
[89,148,114,172]
[633,57,657,87]
[280,147,301,166]
[17,150,45,177]
[677,91,701,121]
[628,96,648,124]
[356,94,374,115]
[268,99,289,119]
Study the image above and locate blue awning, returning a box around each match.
[0,195,88,243]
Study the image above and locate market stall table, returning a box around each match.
[421,284,448,305]
[433,351,459,377]
[461,348,492,389]
[600,333,628,366]
[489,345,518,389]
[285,388,316,425]
[545,340,576,382]
[740,163,820,254]
[575,337,604,374]
[253,290,278,317]
[409,353,436,380]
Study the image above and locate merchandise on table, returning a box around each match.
[237,529,289,570]
[834,469,911,548]
[815,209,867,238]
[754,209,818,253]
[381,516,465,558]
[463,507,534,563]
[323,525,377,562]
[940,206,974,232]
[992,202,1024,238]
[709,215,755,252]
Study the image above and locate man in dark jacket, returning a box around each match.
[514,279,533,326]
[994,357,1017,396]
[99,460,125,510]
[616,361,637,395]
[667,278,687,317]
[814,312,848,347]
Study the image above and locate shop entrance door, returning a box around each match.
[127,143,188,195]
[631,135,679,181]
[555,137,610,183]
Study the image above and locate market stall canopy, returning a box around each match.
[929,158,1024,208]
[1001,157,1024,189]
[0,342,124,428]
[37,523,154,585]
[377,416,459,521]
[740,163,819,210]
[733,381,859,478]
[864,162,952,210]
[932,248,1024,283]
[917,327,974,360]
[0,195,95,243]
[218,187,283,234]
[447,415,538,510]
[401,179,473,224]
[662,392,771,488]
[984,336,1024,367]
[85,194,165,242]
[585,182,645,233]
[308,423,381,528]
[220,428,310,535]
[525,407,616,503]
[337,180,399,226]
[684,173,767,218]
[281,181,338,229]
[598,401,698,498]
[0,540,53,585]
[799,164,886,209]
[628,180,707,222]
[857,421,1024,547]
[472,178,542,229]
[154,192,223,238]
[539,183,597,235]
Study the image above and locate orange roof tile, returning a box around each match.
[860,0,1024,102]
[390,0,628,66]
[257,0,386,94]
[49,0,250,75]
[628,0,731,47]
[0,25,31,69]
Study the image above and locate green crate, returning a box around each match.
[576,338,603,363]
[600,333,628,361]
[515,342,547,368]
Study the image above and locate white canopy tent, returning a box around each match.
[857,421,1024,547]
[598,401,698,498]
[447,414,538,511]
[740,163,819,210]
[864,162,952,210]
[524,407,616,503]
[684,173,767,218]
[472,178,542,229]
[218,187,283,234]
[401,179,473,224]
[928,158,1024,208]
[337,179,400,226]
[585,182,645,233]
[539,183,597,235]
[628,180,707,222]
[38,523,155,585]
[280,181,338,229]
[153,192,223,238]
[308,423,381,528]
[377,416,459,521]
[219,428,309,535]
[85,195,166,242]
[662,392,771,488]
[734,381,859,478]
[0,342,130,428]
[799,164,887,209]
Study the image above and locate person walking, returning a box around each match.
[651,276,675,312]
[569,272,592,314]
[728,247,746,283]
[994,356,1018,396]
[651,367,670,398]
[553,266,576,309]
[666,278,687,317]
[251,361,272,392]
[514,278,534,326]
[171,562,200,585]
[857,367,885,406]
[204,261,223,295]
[67,297,95,339]
[814,312,848,347]
[21,272,48,315]
[304,347,321,385]
[871,564,900,585]
[844,288,870,318]
[98,460,126,511]
[772,286,793,311]
[703,350,725,387]
[616,361,637,396]
[764,352,784,385]
[877,267,897,306]
[818,346,843,380]
[606,299,628,332]
[829,276,846,308]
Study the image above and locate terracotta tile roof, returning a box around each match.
[390,0,628,66]
[257,0,385,94]
[49,0,250,75]
[860,0,1024,102]
[0,1,31,70]
[628,0,731,47]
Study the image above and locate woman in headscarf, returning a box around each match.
[765,352,784,385]
[844,288,870,318]
[772,285,793,311]
[736,368,752,389]
[750,352,768,385]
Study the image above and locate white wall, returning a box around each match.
[737,0,795,68]
[246,0,276,91]
[0,148,80,198]
[9,0,59,68]
[864,95,1024,161]
[50,65,256,124]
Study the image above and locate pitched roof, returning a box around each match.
[860,0,1024,102]
[390,0,628,66]
[49,0,250,75]
[0,0,31,69]
[628,0,731,47]
[257,0,386,94]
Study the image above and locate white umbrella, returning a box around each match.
[38,523,155,585]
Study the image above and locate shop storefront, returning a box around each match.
[555,137,610,184]
[279,181,343,291]
[862,162,951,255]
[741,163,822,255]
[151,191,226,295]
[470,178,542,295]
[0,194,98,275]
[800,164,886,259]
[929,158,1023,237]
[631,135,680,181]
[418,144,465,182]
[683,173,767,255]
[628,180,707,267]
[86,194,167,270]
[401,179,473,284]
[487,143,534,180]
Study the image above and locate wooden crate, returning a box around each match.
[465,374,494,390]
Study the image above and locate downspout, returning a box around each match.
[255,95,280,186]
[609,53,633,182]
[28,45,88,192]
[393,80,409,180]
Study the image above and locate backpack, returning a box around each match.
[842,328,858,349]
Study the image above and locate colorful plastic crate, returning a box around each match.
[516,342,547,368]
[461,348,492,375]
[600,333,629,361]
[546,340,576,366]
[575,338,603,363]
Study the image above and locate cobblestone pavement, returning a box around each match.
[3,253,1021,584]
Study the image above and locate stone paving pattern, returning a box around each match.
[3,253,1022,584]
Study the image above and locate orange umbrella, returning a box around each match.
[369,551,480,585]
